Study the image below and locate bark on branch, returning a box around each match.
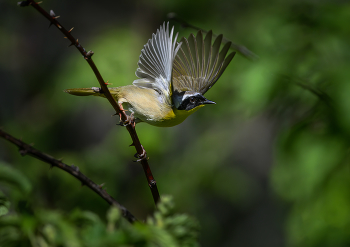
[0,129,137,223]
[18,0,160,204]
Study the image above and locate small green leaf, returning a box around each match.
[0,162,32,195]
[0,190,10,217]
[106,206,120,233]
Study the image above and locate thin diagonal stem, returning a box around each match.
[0,129,137,223]
[19,0,160,204]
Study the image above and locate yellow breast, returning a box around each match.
[111,85,204,127]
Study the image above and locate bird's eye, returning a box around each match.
[189,97,195,103]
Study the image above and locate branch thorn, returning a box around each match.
[68,27,74,33]
[71,164,79,172]
[50,9,56,17]
[50,10,56,17]
[86,50,94,59]
[19,148,28,156]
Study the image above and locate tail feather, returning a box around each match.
[64,87,104,97]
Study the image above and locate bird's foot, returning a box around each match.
[117,103,135,127]
[118,113,136,127]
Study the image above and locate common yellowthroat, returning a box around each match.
[65,23,235,127]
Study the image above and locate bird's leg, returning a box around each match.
[118,103,127,120]
[117,103,132,126]
[134,145,148,162]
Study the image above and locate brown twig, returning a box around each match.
[18,0,160,204]
[0,129,137,223]
[167,13,259,61]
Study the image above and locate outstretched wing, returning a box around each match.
[172,30,236,95]
[133,22,181,104]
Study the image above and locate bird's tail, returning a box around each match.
[64,87,105,97]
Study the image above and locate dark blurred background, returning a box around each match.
[1,0,350,246]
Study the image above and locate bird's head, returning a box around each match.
[173,91,215,111]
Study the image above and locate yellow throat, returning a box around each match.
[148,105,205,127]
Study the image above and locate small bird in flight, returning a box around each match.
[65,22,235,127]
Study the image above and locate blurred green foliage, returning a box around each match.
[1,0,350,246]
[0,171,198,247]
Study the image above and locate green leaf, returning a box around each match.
[106,206,121,233]
[0,191,10,217]
[0,162,32,196]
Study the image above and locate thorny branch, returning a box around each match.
[18,0,160,204]
[0,129,137,223]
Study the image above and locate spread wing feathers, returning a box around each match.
[172,30,236,95]
[133,22,181,102]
